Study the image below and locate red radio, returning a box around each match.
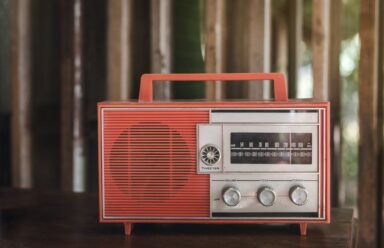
[98,73,330,236]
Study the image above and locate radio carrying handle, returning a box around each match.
[138,73,288,102]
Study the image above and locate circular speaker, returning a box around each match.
[109,122,192,201]
[200,144,221,166]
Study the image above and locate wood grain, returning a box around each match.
[312,0,330,100]
[82,0,107,191]
[380,1,384,247]
[10,0,33,188]
[0,1,10,114]
[107,0,133,100]
[271,4,288,78]
[30,0,61,190]
[312,0,343,208]
[204,0,225,100]
[358,0,382,247]
[150,0,172,100]
[287,0,302,98]
[248,0,271,100]
[327,0,343,208]
[225,0,271,99]
[0,188,356,248]
[225,0,247,98]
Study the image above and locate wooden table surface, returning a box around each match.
[0,188,356,248]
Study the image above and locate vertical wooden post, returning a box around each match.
[0,0,10,115]
[224,0,248,98]
[29,0,62,190]
[10,0,33,188]
[248,0,271,100]
[150,0,172,100]
[377,0,384,247]
[107,0,133,100]
[225,0,271,99]
[312,0,342,207]
[358,0,382,247]
[312,0,330,100]
[204,0,225,100]
[379,2,384,247]
[272,6,288,76]
[328,0,343,206]
[61,0,86,192]
[0,0,11,187]
[287,0,302,98]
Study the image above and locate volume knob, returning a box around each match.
[222,187,241,207]
[257,186,276,207]
[289,186,308,206]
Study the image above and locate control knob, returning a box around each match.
[289,186,308,205]
[257,186,276,207]
[222,187,241,207]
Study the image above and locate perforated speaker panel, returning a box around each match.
[102,109,210,218]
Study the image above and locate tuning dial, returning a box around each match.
[289,186,308,206]
[257,186,276,207]
[222,187,241,207]
[200,144,221,166]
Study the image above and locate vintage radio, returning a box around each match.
[98,73,330,236]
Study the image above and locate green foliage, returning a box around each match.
[341,0,360,40]
[341,44,359,179]
[340,25,360,207]
[172,0,205,99]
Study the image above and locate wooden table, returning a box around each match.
[0,188,356,248]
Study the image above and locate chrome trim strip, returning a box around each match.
[101,107,328,220]
[101,108,105,219]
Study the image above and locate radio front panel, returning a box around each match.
[210,173,319,218]
[100,107,326,221]
[197,108,325,219]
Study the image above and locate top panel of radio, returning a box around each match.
[197,108,323,174]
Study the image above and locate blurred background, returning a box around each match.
[0,0,383,247]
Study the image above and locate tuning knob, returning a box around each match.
[222,187,241,207]
[257,186,276,207]
[289,186,308,206]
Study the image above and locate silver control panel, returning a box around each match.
[197,109,324,219]
[210,173,318,217]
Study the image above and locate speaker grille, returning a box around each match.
[102,109,210,218]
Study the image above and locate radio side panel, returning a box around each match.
[98,105,102,222]
[98,102,330,224]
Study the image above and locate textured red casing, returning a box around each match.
[98,73,330,236]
